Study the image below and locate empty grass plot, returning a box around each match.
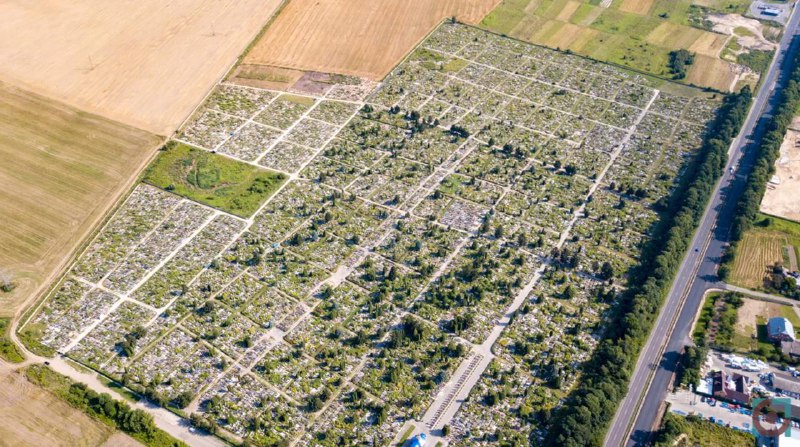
[142,143,286,217]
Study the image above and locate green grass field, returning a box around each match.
[143,143,286,217]
[0,318,23,363]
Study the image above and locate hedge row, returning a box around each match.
[723,46,800,272]
[544,86,753,446]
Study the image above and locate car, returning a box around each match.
[43,361,50,366]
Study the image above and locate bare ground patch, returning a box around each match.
[761,117,800,223]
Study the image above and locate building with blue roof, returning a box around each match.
[768,317,796,342]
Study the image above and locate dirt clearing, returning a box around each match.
[708,13,778,52]
[0,363,113,447]
[0,0,282,135]
[243,0,501,80]
[761,116,800,223]
[0,82,161,318]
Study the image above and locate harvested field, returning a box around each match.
[101,433,144,447]
[730,232,785,288]
[760,116,800,223]
[686,54,738,91]
[0,82,160,318]
[545,22,586,49]
[689,32,730,57]
[556,0,582,20]
[0,0,282,135]
[646,23,705,50]
[0,363,113,447]
[243,0,501,80]
[619,0,654,15]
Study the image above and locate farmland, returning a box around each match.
[480,0,778,91]
[19,23,719,446]
[729,214,800,289]
[0,81,160,320]
[242,0,501,80]
[0,0,283,134]
[0,362,116,447]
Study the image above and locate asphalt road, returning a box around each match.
[605,8,800,446]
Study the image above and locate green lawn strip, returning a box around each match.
[142,142,286,218]
[97,375,140,404]
[24,364,187,447]
[395,426,415,446]
[654,412,755,447]
[0,317,24,363]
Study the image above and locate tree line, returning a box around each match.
[26,365,185,447]
[543,86,753,446]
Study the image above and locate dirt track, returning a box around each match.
[0,0,282,135]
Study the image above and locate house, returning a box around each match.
[781,340,800,359]
[768,317,796,342]
[711,370,751,404]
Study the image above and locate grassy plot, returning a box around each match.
[0,318,23,363]
[143,143,286,217]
